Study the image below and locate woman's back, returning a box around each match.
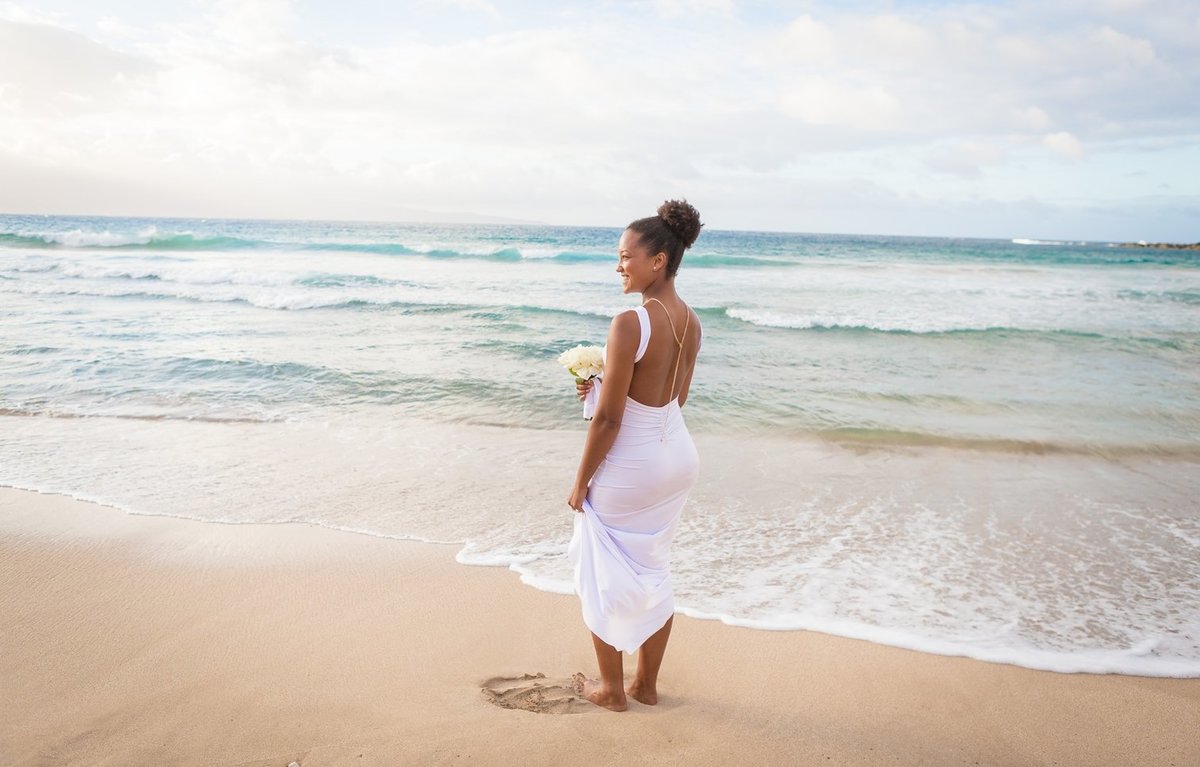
[626,299,701,409]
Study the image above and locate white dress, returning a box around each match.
[567,305,701,653]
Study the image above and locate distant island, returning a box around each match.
[1117,241,1200,250]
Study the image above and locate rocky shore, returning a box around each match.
[1117,241,1200,250]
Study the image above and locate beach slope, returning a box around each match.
[1,487,1197,766]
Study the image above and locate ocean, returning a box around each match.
[2,213,1198,676]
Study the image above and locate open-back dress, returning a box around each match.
[566,304,701,653]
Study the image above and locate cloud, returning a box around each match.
[779,15,837,62]
[424,0,502,21]
[766,3,1197,140]
[780,77,900,129]
[652,0,736,18]
[1043,131,1087,159]
[0,0,1195,239]
[0,20,153,113]
[1013,106,1053,131]
[0,2,62,25]
[925,141,1008,178]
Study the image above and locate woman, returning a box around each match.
[566,199,704,712]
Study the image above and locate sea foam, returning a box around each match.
[4,214,1199,678]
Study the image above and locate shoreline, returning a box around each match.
[11,466,1198,680]
[2,486,1198,766]
[1116,241,1200,250]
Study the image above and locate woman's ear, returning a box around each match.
[654,252,667,272]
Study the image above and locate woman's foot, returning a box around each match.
[626,678,658,705]
[572,672,628,712]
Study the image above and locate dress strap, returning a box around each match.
[642,298,689,400]
[632,306,651,363]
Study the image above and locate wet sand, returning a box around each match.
[1,486,1197,766]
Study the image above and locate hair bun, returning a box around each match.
[656,199,703,249]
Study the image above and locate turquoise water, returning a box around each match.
[3,214,1198,452]
[2,214,1198,676]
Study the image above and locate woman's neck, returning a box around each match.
[640,279,678,305]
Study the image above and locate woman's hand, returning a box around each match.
[567,483,588,513]
[575,378,593,402]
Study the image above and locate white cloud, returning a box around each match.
[862,14,937,58]
[424,0,502,21]
[925,141,1008,178]
[0,0,1195,239]
[778,15,836,62]
[206,0,296,44]
[1095,24,1158,67]
[780,77,900,129]
[1013,106,1053,132]
[0,1,62,24]
[1043,131,1087,159]
[0,20,152,114]
[652,0,735,18]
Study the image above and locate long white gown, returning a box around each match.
[567,305,701,654]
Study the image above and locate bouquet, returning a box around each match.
[558,344,604,420]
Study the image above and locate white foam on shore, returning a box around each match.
[669,604,1200,676]
[6,467,1200,679]
[440,541,1200,678]
[3,396,1199,680]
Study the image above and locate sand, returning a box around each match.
[1,486,1197,766]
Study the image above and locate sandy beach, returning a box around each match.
[1,485,1197,767]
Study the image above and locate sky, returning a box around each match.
[0,0,1197,240]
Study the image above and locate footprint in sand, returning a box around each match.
[480,672,596,714]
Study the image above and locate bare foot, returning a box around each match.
[626,679,658,705]
[571,672,628,712]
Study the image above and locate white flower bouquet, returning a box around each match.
[558,344,604,419]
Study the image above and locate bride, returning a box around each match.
[566,199,704,712]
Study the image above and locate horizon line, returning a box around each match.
[1,210,1166,246]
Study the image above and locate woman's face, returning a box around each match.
[616,229,663,294]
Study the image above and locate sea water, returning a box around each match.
[2,214,1198,676]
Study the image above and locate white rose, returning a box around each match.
[559,344,604,379]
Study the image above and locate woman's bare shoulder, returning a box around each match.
[608,308,641,343]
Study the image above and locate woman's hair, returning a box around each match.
[627,199,703,278]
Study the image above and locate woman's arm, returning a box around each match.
[567,311,639,511]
